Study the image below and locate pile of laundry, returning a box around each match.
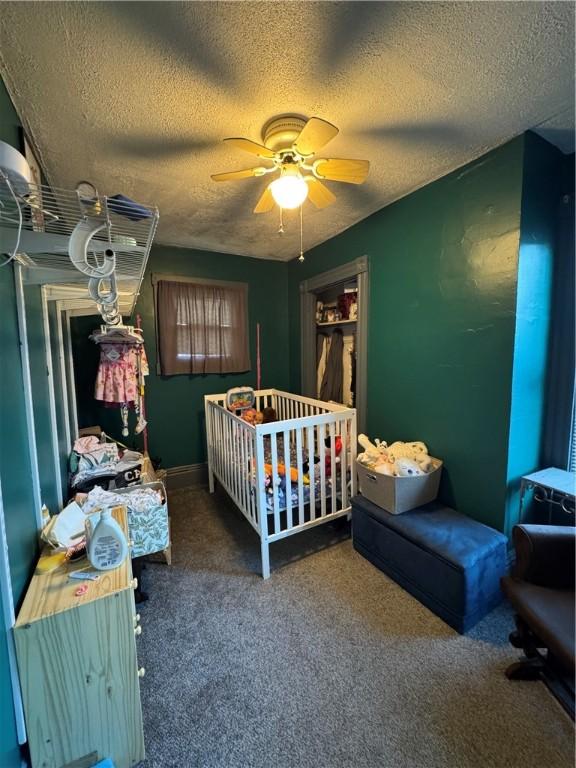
[70,435,143,491]
[78,484,164,517]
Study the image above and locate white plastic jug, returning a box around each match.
[86,508,128,571]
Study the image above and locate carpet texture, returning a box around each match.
[136,487,574,768]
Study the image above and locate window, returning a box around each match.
[154,277,250,375]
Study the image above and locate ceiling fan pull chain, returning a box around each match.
[278,206,284,234]
[299,203,305,262]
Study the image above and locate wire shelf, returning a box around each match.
[0,178,159,315]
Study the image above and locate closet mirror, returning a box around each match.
[300,256,368,433]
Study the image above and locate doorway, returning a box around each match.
[300,256,369,433]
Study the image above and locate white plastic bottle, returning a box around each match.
[86,508,129,571]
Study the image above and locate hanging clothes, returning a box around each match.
[95,343,140,404]
[350,344,357,407]
[342,334,355,407]
[94,342,149,437]
[320,329,344,403]
[317,332,330,399]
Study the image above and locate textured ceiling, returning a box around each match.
[0,1,574,261]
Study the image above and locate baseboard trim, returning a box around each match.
[165,463,208,490]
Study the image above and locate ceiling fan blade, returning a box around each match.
[306,178,336,209]
[294,117,339,156]
[224,137,277,159]
[253,185,275,214]
[314,159,370,184]
[211,167,267,182]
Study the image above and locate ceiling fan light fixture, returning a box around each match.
[269,168,308,209]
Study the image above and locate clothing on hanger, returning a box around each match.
[342,334,355,408]
[320,328,344,403]
[317,332,330,399]
[94,339,149,437]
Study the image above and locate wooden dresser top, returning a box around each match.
[16,506,132,627]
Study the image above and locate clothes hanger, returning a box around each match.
[90,324,144,345]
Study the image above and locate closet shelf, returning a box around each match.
[317,319,357,328]
[0,178,159,315]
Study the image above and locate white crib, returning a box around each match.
[204,389,357,578]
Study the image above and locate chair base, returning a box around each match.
[506,657,543,681]
[506,615,575,720]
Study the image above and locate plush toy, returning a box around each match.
[261,407,277,424]
[358,435,436,475]
[357,434,387,465]
[303,436,343,477]
[241,408,258,425]
[395,457,426,477]
[386,440,433,471]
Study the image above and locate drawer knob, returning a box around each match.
[137,667,146,678]
[131,578,138,590]
[134,625,142,636]
[133,613,141,626]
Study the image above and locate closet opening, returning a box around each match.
[300,256,368,433]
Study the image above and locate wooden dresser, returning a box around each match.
[14,507,145,768]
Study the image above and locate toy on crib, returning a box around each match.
[261,407,277,423]
[241,408,258,424]
[226,386,256,415]
[264,464,310,485]
[302,435,343,478]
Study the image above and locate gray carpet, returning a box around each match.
[136,486,574,768]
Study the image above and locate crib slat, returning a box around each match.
[239,424,247,514]
[251,432,258,523]
[271,434,280,535]
[283,428,293,530]
[319,422,326,518]
[340,417,348,510]
[215,407,222,481]
[295,427,304,527]
[232,419,239,504]
[225,414,232,496]
[329,420,337,514]
[307,426,316,520]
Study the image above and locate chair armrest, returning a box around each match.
[512,524,575,589]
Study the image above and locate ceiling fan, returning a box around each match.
[211,115,370,213]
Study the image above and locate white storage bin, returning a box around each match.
[114,481,169,557]
[356,459,443,514]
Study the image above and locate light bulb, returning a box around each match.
[270,171,308,209]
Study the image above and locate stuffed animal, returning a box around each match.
[358,435,436,475]
[357,434,388,465]
[395,457,426,477]
[241,408,258,425]
[386,440,433,471]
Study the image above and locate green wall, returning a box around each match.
[0,77,42,768]
[72,245,290,467]
[288,138,526,532]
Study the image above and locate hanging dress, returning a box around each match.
[95,343,139,405]
[319,329,344,403]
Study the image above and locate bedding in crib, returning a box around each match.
[252,435,350,514]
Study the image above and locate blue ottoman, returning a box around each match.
[352,495,508,633]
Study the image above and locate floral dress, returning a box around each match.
[95,344,139,405]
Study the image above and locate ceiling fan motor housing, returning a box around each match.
[262,115,307,152]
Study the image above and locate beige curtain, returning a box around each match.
[156,279,250,375]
